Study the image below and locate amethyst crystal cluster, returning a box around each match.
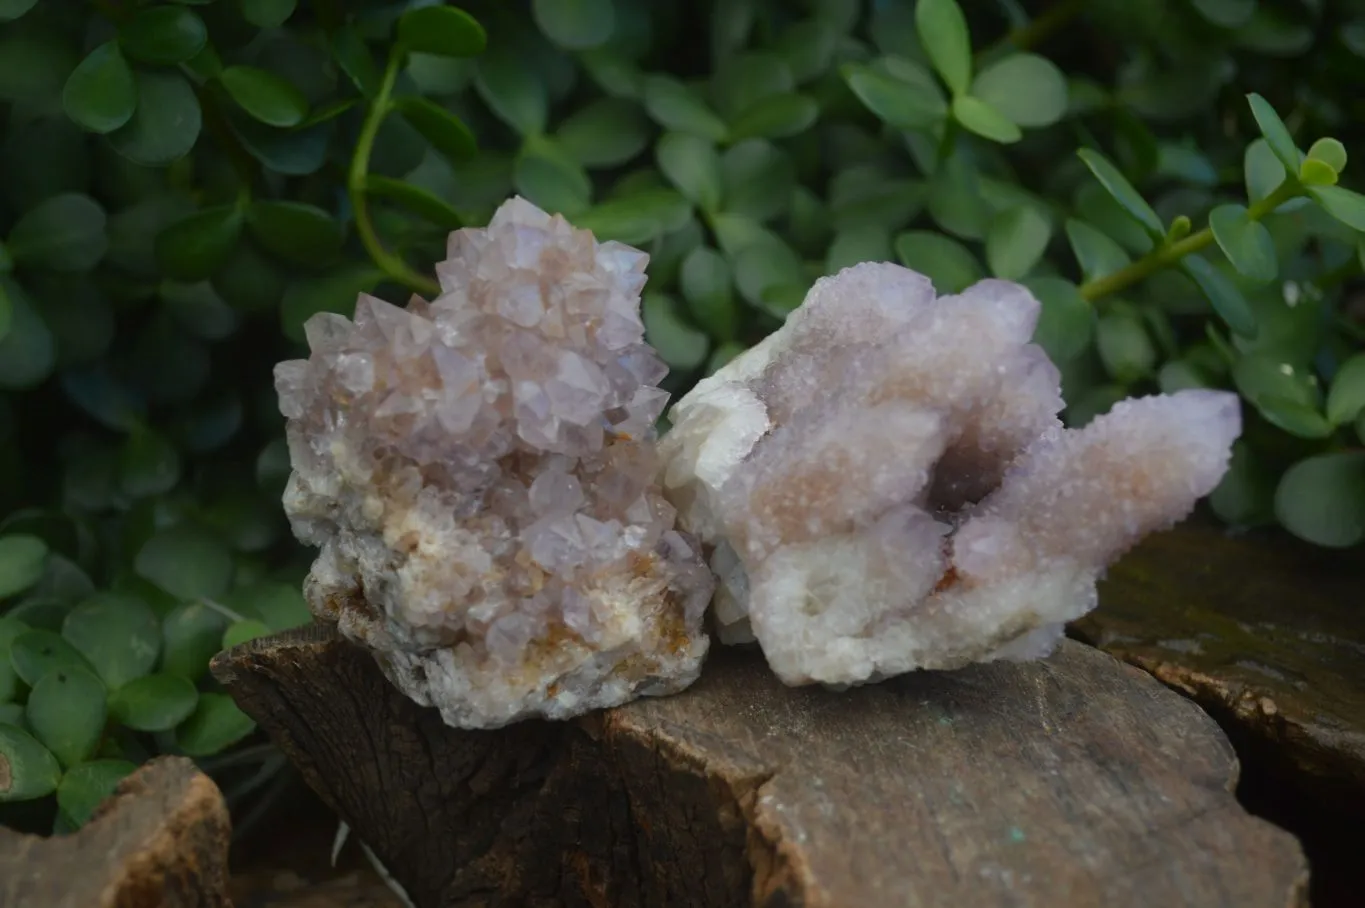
[275,197,1241,727]
[274,198,712,728]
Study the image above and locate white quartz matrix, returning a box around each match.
[275,197,713,729]
[660,263,1241,687]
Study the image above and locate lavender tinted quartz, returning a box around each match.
[660,263,1241,687]
[274,198,713,729]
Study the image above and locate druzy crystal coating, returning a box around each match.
[660,263,1241,687]
[274,198,713,729]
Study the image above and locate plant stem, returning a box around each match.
[348,51,442,298]
[1079,182,1302,303]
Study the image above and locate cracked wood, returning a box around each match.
[213,624,1308,907]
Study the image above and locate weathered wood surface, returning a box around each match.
[0,755,232,908]
[1072,522,1365,906]
[1075,523,1365,804]
[213,624,1307,908]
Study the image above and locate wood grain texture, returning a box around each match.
[0,756,232,908]
[213,625,1307,908]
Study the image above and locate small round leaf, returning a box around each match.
[1065,219,1130,282]
[108,70,202,167]
[656,132,722,212]
[365,177,463,230]
[107,673,198,732]
[175,693,256,757]
[1076,148,1164,238]
[247,201,343,269]
[0,534,47,600]
[397,4,487,58]
[474,49,547,136]
[26,666,106,767]
[156,205,244,282]
[951,96,1021,144]
[0,724,62,802]
[643,76,727,142]
[1327,354,1365,427]
[1096,312,1156,383]
[642,293,708,371]
[679,246,736,342]
[556,98,650,169]
[1246,93,1300,171]
[532,0,614,50]
[971,53,1067,128]
[916,0,972,96]
[1309,186,1365,232]
[6,193,107,273]
[119,6,207,65]
[985,206,1051,281]
[218,66,307,128]
[1306,137,1347,174]
[1208,204,1277,283]
[240,0,296,29]
[61,592,161,689]
[135,527,234,601]
[62,42,136,134]
[840,63,945,129]
[160,603,227,682]
[10,629,94,686]
[894,230,982,294]
[222,619,271,649]
[728,93,819,141]
[1023,276,1093,363]
[396,96,477,164]
[1182,254,1258,338]
[1274,453,1365,548]
[56,759,136,828]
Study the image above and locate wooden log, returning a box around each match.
[0,755,232,908]
[213,624,1307,908]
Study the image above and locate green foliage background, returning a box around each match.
[2,0,1365,830]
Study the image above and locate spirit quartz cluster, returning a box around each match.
[274,198,713,729]
[659,263,1241,687]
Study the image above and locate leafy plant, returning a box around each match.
[3,0,1364,832]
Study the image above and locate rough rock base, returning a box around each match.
[213,624,1307,908]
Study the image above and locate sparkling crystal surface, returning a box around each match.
[659,264,1242,685]
[275,197,713,728]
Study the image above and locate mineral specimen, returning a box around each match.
[660,264,1241,687]
[274,197,714,729]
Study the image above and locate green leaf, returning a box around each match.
[1306,137,1347,175]
[62,42,136,134]
[840,63,946,129]
[556,98,649,169]
[0,0,38,21]
[0,279,55,389]
[475,49,547,136]
[160,603,227,682]
[774,19,838,83]
[1192,0,1255,28]
[119,6,207,65]
[1298,158,1338,187]
[240,0,296,29]
[643,76,728,142]
[223,619,271,649]
[61,593,160,689]
[280,264,383,344]
[513,137,591,217]
[679,246,736,342]
[1326,353,1365,426]
[135,527,233,602]
[571,189,691,245]
[1096,312,1156,383]
[329,25,379,97]
[176,693,256,757]
[1309,186,1365,231]
[218,66,307,128]
[1209,441,1275,527]
[26,666,105,767]
[656,132,722,212]
[1076,148,1164,238]
[826,225,892,274]
[155,205,243,282]
[1065,219,1130,282]
[108,70,202,167]
[1023,276,1093,363]
[720,139,794,222]
[532,0,614,50]
[397,4,487,58]
[365,176,463,230]
[56,759,136,828]
[107,673,198,732]
[1182,255,1258,338]
[1244,139,1286,204]
[396,96,477,165]
[247,201,343,269]
[1274,452,1365,548]
[916,0,972,96]
[951,96,1020,144]
[10,629,93,686]
[0,534,47,600]
[729,94,819,141]
[0,618,24,703]
[894,230,982,294]
[1246,93,1300,170]
[732,237,804,308]
[642,293,708,371]
[0,724,62,801]
[226,582,311,632]
[985,207,1051,280]
[1208,204,1277,282]
[6,193,107,273]
[161,281,237,342]
[1232,352,1327,437]
[970,53,1067,128]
